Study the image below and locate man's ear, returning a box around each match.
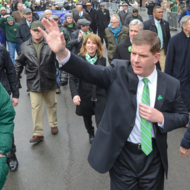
[154,52,161,64]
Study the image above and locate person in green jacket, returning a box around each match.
[0,15,20,65]
[0,83,15,189]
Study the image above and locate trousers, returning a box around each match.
[7,41,20,65]
[159,48,166,72]
[109,139,164,190]
[30,90,57,136]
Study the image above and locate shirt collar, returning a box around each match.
[154,18,161,24]
[137,67,157,84]
[80,30,84,34]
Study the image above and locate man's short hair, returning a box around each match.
[180,15,190,27]
[153,6,162,12]
[132,30,160,54]
[129,19,144,30]
[111,14,120,22]
[45,9,51,14]
[132,8,138,13]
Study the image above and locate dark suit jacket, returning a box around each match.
[113,36,161,70]
[96,9,110,39]
[73,11,92,24]
[85,8,97,32]
[60,53,189,177]
[70,29,83,55]
[143,18,171,55]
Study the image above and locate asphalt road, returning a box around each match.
[3,15,190,190]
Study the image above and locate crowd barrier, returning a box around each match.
[104,2,180,30]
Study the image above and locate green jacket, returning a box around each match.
[0,83,15,189]
[105,25,129,63]
[172,3,177,12]
[0,17,19,43]
[58,23,71,50]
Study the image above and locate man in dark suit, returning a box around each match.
[118,3,130,25]
[73,4,92,24]
[70,19,91,55]
[96,2,110,43]
[39,19,189,190]
[143,6,171,71]
[16,8,37,45]
[85,1,97,34]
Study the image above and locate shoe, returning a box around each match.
[51,127,58,135]
[89,134,95,144]
[30,135,44,143]
[56,88,61,94]
[60,81,68,86]
[7,154,19,172]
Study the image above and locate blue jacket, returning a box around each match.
[0,26,6,48]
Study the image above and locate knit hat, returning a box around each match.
[65,13,73,19]
[7,16,13,21]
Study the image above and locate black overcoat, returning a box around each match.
[85,8,97,32]
[69,55,107,117]
[96,9,110,39]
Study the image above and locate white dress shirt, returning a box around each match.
[58,53,164,144]
[127,67,164,144]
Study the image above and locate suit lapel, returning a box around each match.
[154,69,166,111]
[128,66,138,109]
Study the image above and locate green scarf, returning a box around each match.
[85,53,98,65]
[132,13,138,19]
[67,23,73,28]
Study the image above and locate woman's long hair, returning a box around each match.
[80,34,104,58]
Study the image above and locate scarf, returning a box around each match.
[67,23,73,28]
[110,23,122,43]
[132,13,138,19]
[85,52,98,65]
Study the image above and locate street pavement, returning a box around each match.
[3,15,190,190]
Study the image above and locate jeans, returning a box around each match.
[148,15,153,19]
[8,41,20,65]
[56,68,61,88]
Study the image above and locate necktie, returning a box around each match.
[141,78,152,156]
[79,13,82,17]
[157,21,163,49]
[28,21,31,27]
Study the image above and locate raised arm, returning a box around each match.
[38,18,116,90]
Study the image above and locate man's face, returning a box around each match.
[24,13,33,21]
[87,5,91,10]
[8,20,13,25]
[81,25,89,32]
[131,44,160,77]
[51,6,55,10]
[132,12,138,17]
[183,20,190,34]
[1,10,6,16]
[123,5,128,11]
[129,25,141,40]
[76,5,82,12]
[18,4,23,11]
[153,8,163,20]
[45,12,52,19]
[110,17,120,29]
[54,19,59,23]
[30,29,43,41]
[100,5,105,10]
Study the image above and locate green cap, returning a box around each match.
[7,16,13,21]
[31,21,45,30]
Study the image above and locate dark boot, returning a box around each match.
[7,154,19,172]
[89,133,95,144]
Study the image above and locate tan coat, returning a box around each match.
[105,25,129,63]
[13,11,23,24]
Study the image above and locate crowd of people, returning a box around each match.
[1,0,190,189]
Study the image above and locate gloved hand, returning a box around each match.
[0,157,9,190]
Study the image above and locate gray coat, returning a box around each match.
[118,10,130,25]
[124,14,143,27]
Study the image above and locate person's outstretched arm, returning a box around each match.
[39,18,117,90]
